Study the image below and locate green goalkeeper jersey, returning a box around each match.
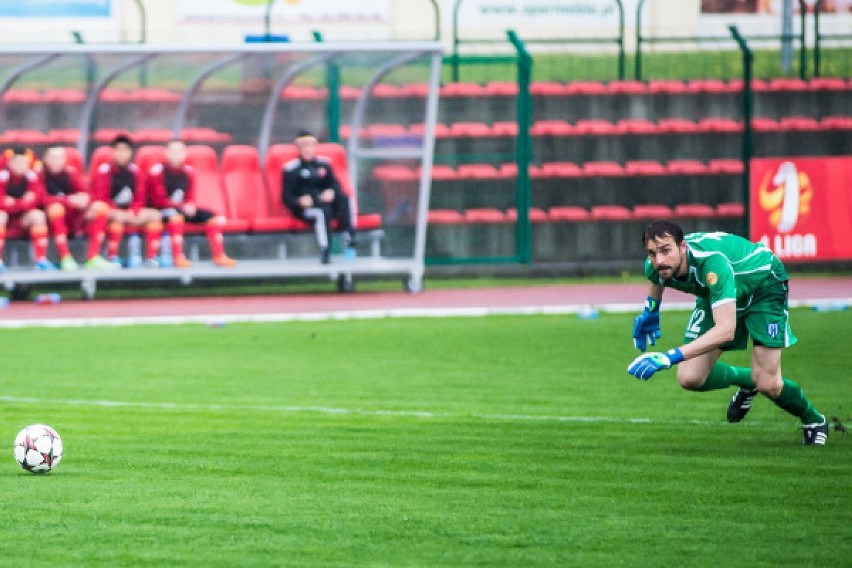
[644,231,789,309]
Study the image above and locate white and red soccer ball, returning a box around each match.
[13,424,63,473]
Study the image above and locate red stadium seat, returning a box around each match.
[370,84,405,98]
[751,117,781,132]
[43,89,86,104]
[531,120,576,137]
[564,81,608,95]
[606,80,647,95]
[657,118,699,133]
[697,117,742,132]
[590,205,632,220]
[181,127,232,143]
[583,161,624,176]
[547,206,590,222]
[506,207,547,223]
[716,202,745,217]
[93,128,129,144]
[540,162,584,178]
[484,82,519,96]
[427,164,457,181]
[399,83,430,97]
[575,120,618,135]
[685,79,733,94]
[440,83,485,97]
[491,122,519,136]
[819,115,852,130]
[808,77,847,91]
[778,116,820,131]
[281,86,326,100]
[449,122,493,137]
[427,209,463,225]
[88,145,114,180]
[768,78,809,92]
[647,80,688,94]
[463,208,506,223]
[3,129,49,145]
[64,147,84,174]
[338,85,362,100]
[46,129,80,144]
[625,160,666,176]
[674,203,716,217]
[130,88,181,102]
[221,145,274,226]
[2,89,42,103]
[457,164,502,179]
[633,204,674,219]
[373,165,418,182]
[708,159,744,174]
[135,129,174,143]
[409,123,452,138]
[530,82,569,96]
[183,145,248,232]
[665,160,708,175]
[499,163,542,178]
[99,88,133,102]
[135,144,168,176]
[617,119,658,134]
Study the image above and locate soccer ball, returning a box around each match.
[13,424,63,473]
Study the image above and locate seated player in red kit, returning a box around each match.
[39,145,117,270]
[146,139,236,268]
[0,147,53,271]
[90,134,162,268]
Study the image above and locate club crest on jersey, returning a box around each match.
[767,322,780,338]
[317,167,326,176]
[706,272,718,286]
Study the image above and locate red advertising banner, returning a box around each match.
[751,156,852,262]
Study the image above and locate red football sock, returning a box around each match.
[106,221,124,259]
[0,225,6,261]
[206,217,226,258]
[31,224,49,261]
[168,217,185,260]
[144,221,162,260]
[47,204,71,258]
[86,208,109,260]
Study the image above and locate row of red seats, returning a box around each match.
[2,77,848,105]
[340,115,850,140]
[375,159,743,183]
[0,127,231,146]
[428,203,744,225]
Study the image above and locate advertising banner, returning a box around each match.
[0,0,110,18]
[751,156,852,261]
[177,0,390,23]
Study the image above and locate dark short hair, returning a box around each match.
[642,220,684,246]
[111,134,133,148]
[10,146,27,156]
[295,130,317,141]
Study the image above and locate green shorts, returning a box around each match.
[683,280,797,350]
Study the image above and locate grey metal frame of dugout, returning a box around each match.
[0,43,442,297]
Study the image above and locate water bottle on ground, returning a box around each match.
[127,233,143,268]
[160,233,173,268]
[34,293,61,305]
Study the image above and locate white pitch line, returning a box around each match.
[0,395,776,427]
[0,298,847,329]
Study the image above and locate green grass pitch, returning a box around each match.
[0,309,848,566]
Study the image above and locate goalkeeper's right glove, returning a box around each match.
[632,296,661,352]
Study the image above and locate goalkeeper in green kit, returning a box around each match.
[627,221,828,445]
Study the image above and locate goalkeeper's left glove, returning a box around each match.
[627,348,684,381]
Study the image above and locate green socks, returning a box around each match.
[699,363,823,424]
[771,378,824,425]
[698,363,756,392]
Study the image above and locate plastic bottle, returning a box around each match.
[577,306,599,320]
[34,293,61,305]
[160,233,173,268]
[0,297,9,309]
[127,233,143,268]
[812,301,849,313]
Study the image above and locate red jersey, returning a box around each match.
[40,165,87,208]
[146,162,196,210]
[0,168,43,214]
[90,161,146,212]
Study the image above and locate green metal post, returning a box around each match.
[265,0,274,38]
[798,0,807,79]
[313,31,341,143]
[729,26,753,239]
[508,30,532,264]
[814,0,822,77]
[615,0,625,80]
[452,0,463,81]
[635,0,647,80]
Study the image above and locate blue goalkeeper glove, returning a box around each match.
[627,348,684,380]
[632,296,661,352]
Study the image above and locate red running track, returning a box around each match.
[1,276,850,324]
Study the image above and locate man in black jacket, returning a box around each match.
[282,131,354,264]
